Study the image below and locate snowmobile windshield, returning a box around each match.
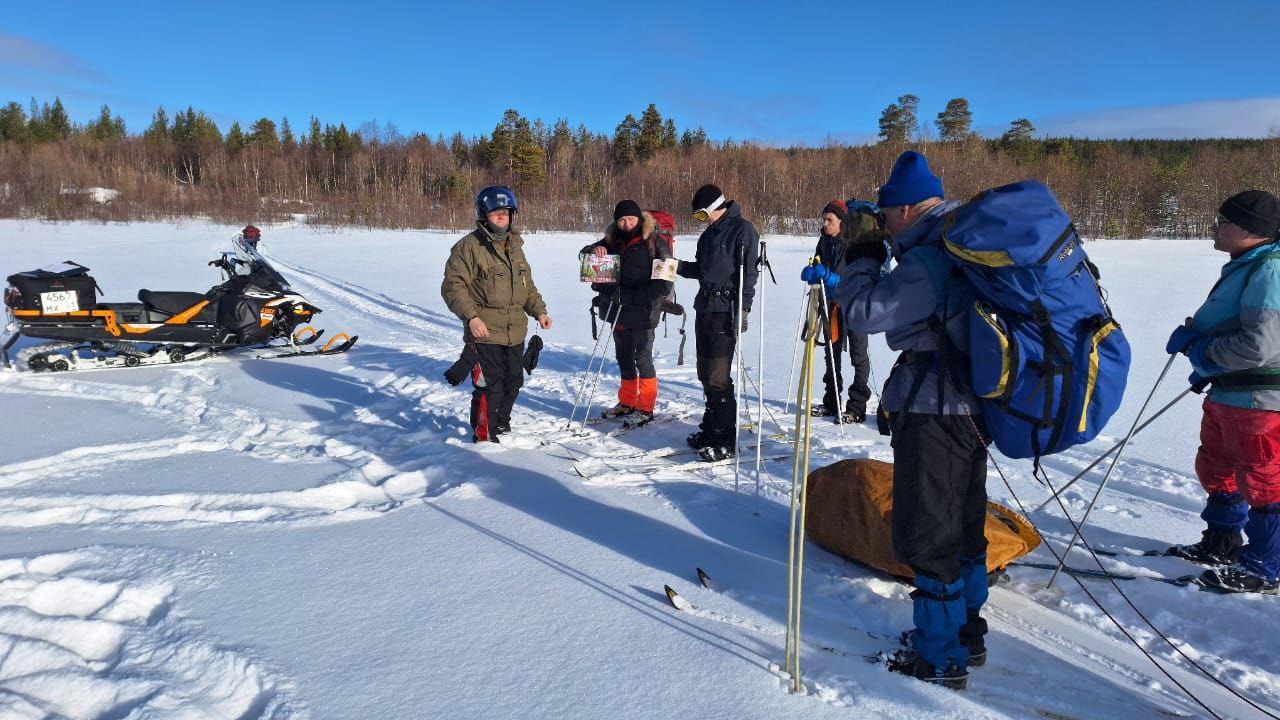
[227,236,292,292]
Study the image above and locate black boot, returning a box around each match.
[884,648,967,691]
[958,611,988,668]
[1167,527,1243,566]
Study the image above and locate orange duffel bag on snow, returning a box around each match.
[804,458,1040,579]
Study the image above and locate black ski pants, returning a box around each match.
[695,311,737,439]
[614,326,656,380]
[822,330,872,415]
[470,341,524,439]
[889,412,988,584]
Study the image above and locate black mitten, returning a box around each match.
[523,335,544,375]
[444,345,480,386]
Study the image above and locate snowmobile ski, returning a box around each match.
[255,333,358,359]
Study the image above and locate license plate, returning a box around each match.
[40,290,80,314]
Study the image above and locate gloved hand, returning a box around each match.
[1165,325,1200,355]
[1188,369,1212,394]
[740,313,749,334]
[444,345,480,386]
[847,240,889,265]
[800,264,829,285]
[1187,336,1224,377]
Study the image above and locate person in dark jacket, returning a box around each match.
[1165,189,1280,594]
[580,200,673,422]
[678,184,760,461]
[442,185,552,442]
[812,199,879,423]
[815,152,985,690]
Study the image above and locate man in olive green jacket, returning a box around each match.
[442,185,551,442]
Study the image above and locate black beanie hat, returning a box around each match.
[613,199,643,222]
[1220,190,1280,239]
[692,184,725,212]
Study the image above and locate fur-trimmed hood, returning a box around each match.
[602,210,657,246]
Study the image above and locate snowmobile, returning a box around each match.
[1,234,357,372]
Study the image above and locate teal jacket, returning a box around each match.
[1190,240,1280,410]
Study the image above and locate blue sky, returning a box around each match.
[3,0,1279,145]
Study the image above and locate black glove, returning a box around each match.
[846,240,888,266]
[523,335,543,375]
[444,345,480,386]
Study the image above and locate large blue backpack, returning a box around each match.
[941,181,1131,459]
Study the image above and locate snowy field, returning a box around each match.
[0,218,1276,719]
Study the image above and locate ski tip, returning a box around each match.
[696,567,713,589]
[663,584,683,610]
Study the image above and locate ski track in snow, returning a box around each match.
[2,237,1278,719]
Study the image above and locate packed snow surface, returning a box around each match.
[0,219,1276,719]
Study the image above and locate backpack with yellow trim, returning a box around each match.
[943,180,1130,459]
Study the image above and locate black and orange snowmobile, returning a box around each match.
[1,235,356,371]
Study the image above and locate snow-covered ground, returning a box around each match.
[0,219,1276,719]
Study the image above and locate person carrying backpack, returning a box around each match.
[678,184,760,462]
[580,200,674,422]
[1165,190,1280,594]
[808,151,982,690]
[812,199,882,423]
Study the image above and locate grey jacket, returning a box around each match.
[830,201,980,415]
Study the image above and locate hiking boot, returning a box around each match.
[686,431,715,449]
[900,627,986,669]
[958,614,988,668]
[810,404,836,418]
[1199,564,1280,594]
[1167,528,1243,567]
[884,648,967,691]
[837,410,864,424]
[699,445,735,462]
[628,410,655,425]
[494,422,511,436]
[600,404,637,420]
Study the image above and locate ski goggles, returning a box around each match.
[692,194,727,222]
[1213,216,1235,230]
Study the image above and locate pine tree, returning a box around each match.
[0,102,28,143]
[1000,118,1037,164]
[512,116,546,185]
[551,118,573,155]
[308,116,323,148]
[144,107,169,142]
[636,104,664,160]
[486,109,520,172]
[662,118,677,150]
[935,98,973,143]
[226,121,248,154]
[46,98,71,139]
[613,114,640,165]
[451,132,469,167]
[88,104,125,141]
[249,117,280,150]
[877,94,919,144]
[280,117,296,150]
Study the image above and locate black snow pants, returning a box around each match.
[470,342,524,441]
[694,311,737,442]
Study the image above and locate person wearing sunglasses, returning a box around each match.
[677,183,760,461]
[1164,189,1280,594]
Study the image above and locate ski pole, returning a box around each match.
[1048,353,1178,588]
[579,305,621,429]
[755,241,768,511]
[817,280,846,438]
[566,296,616,427]
[1032,387,1194,513]
[783,287,808,418]
[733,242,748,493]
[786,284,819,692]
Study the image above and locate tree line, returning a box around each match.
[1,95,1277,238]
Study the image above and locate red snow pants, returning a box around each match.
[1195,398,1280,507]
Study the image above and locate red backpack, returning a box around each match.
[646,209,687,364]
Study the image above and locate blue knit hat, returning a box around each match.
[877,151,944,207]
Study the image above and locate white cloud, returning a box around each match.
[0,32,103,82]
[1032,96,1280,139]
